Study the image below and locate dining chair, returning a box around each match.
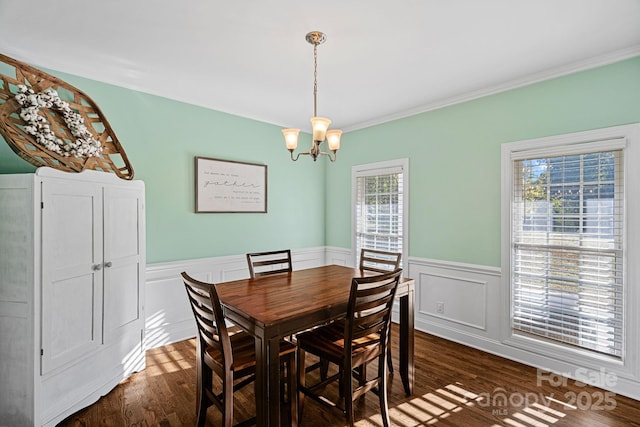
[181,272,297,427]
[296,268,402,427]
[359,248,402,373]
[246,249,292,278]
[247,249,298,343]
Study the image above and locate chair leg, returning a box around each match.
[222,371,234,427]
[359,364,367,388]
[344,365,356,427]
[320,358,329,380]
[378,354,391,427]
[287,353,298,426]
[196,360,211,427]
[297,348,306,422]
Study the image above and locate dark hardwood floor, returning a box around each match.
[58,326,640,426]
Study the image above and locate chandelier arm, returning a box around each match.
[290,150,317,161]
[290,151,302,161]
[317,150,337,162]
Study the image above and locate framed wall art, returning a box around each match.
[195,156,267,213]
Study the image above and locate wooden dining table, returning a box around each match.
[215,264,415,427]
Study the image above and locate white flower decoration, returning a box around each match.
[14,84,102,158]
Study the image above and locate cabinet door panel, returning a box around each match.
[41,180,103,374]
[0,187,31,303]
[104,262,140,333]
[106,192,140,258]
[47,274,98,361]
[103,186,144,342]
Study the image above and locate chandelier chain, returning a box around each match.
[313,43,318,117]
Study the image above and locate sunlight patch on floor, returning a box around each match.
[386,382,480,426]
[382,383,571,427]
[145,341,195,377]
[500,394,568,426]
[522,404,563,423]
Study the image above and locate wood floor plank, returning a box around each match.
[57,327,640,426]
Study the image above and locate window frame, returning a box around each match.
[501,124,640,378]
[351,158,409,269]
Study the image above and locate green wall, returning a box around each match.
[2,57,639,267]
[0,70,326,263]
[325,56,640,267]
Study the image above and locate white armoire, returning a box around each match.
[0,167,146,427]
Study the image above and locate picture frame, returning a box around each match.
[195,156,267,213]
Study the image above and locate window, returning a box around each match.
[502,125,640,362]
[513,150,623,357]
[352,159,409,268]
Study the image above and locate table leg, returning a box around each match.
[399,288,415,396]
[268,336,282,427]
[254,334,269,427]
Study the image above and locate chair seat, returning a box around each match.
[206,331,297,372]
[297,322,383,366]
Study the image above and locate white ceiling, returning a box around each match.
[1,0,639,133]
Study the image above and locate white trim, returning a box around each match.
[351,158,410,269]
[510,137,627,160]
[505,124,638,157]
[351,159,407,176]
[501,123,640,388]
[346,48,640,132]
[408,256,501,277]
[8,45,638,134]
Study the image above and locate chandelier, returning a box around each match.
[282,31,342,162]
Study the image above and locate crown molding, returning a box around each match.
[345,45,640,133]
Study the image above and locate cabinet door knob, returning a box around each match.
[104,261,113,268]
[92,264,103,271]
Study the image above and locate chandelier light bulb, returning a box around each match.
[326,129,342,151]
[310,117,331,142]
[282,128,300,150]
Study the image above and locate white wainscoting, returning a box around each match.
[145,248,639,400]
[407,256,639,401]
[409,258,501,339]
[145,247,327,349]
[418,271,487,330]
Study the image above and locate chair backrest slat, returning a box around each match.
[246,249,292,278]
[359,249,402,274]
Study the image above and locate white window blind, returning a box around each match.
[354,170,404,266]
[511,149,624,358]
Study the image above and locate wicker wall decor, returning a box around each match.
[0,53,134,179]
